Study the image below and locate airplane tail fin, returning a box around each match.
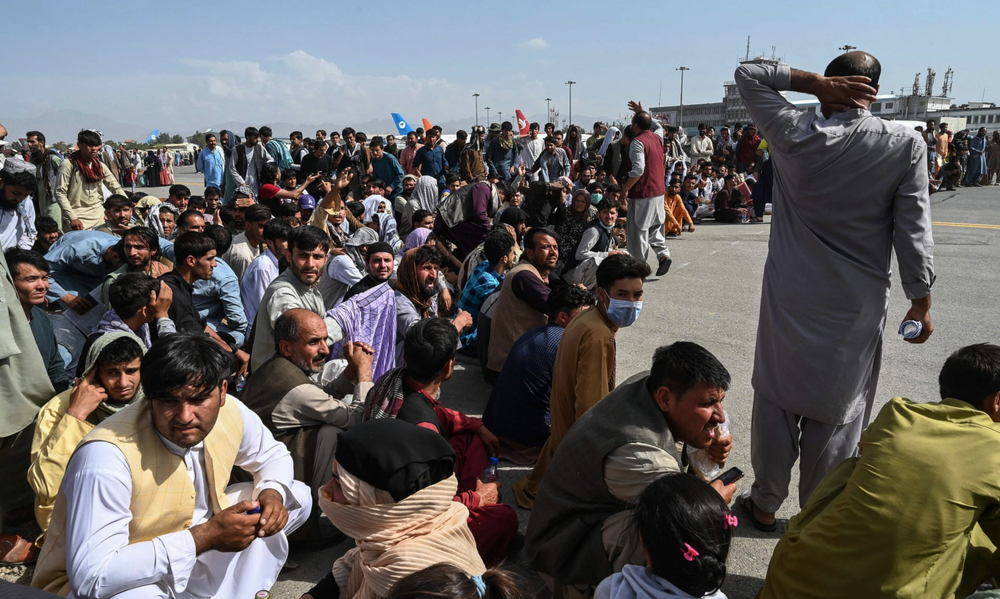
[422,118,433,132]
[391,113,414,135]
[515,110,530,136]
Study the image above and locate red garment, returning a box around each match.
[627,129,666,199]
[737,134,761,164]
[406,382,518,565]
[71,151,105,183]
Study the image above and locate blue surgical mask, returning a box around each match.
[590,193,603,205]
[606,298,642,328]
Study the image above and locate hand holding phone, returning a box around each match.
[713,467,744,486]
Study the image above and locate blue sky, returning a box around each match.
[6,0,995,133]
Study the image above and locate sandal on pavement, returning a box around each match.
[0,533,40,566]
[738,493,778,533]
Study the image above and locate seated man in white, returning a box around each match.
[32,333,311,599]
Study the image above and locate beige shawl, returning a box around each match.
[319,462,486,599]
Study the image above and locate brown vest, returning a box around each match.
[487,262,548,372]
[524,377,678,585]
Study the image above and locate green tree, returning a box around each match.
[53,141,72,154]
[156,132,172,145]
[170,134,184,144]
[189,132,207,148]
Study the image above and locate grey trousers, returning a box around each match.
[626,195,669,263]
[749,391,872,512]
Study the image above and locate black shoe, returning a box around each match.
[656,257,672,276]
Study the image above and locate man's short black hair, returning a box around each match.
[412,244,442,268]
[342,127,356,138]
[261,163,280,186]
[939,344,1000,409]
[546,284,595,320]
[177,210,204,230]
[174,231,215,263]
[369,136,384,148]
[259,126,273,138]
[94,335,144,370]
[648,341,731,399]
[596,197,617,212]
[345,201,366,219]
[103,194,131,211]
[483,228,515,267]
[445,173,462,187]
[245,204,272,224]
[35,216,59,235]
[824,51,881,87]
[288,224,330,253]
[204,186,221,198]
[544,135,557,145]
[263,218,292,242]
[524,227,558,252]
[204,224,233,255]
[109,272,160,318]
[5,248,49,277]
[411,209,433,227]
[245,126,259,138]
[26,130,46,145]
[189,196,207,210]
[168,184,191,199]
[77,130,101,146]
[404,318,459,384]
[596,253,651,289]
[142,333,234,399]
[204,132,216,142]
[122,226,160,255]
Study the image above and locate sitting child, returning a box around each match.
[389,563,521,599]
[596,473,735,599]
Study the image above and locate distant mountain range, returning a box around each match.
[5,110,616,144]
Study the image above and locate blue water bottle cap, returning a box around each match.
[247,506,261,515]
[899,320,922,340]
[489,457,499,466]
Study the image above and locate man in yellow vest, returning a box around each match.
[32,333,311,598]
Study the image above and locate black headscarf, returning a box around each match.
[335,419,456,502]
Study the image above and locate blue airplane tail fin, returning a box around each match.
[391,113,414,135]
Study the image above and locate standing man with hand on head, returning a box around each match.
[620,102,672,276]
[736,52,936,531]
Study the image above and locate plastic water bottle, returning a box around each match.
[686,411,730,481]
[480,457,499,483]
[235,373,247,394]
[899,320,922,339]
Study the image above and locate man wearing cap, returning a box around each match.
[1,158,39,251]
[370,137,404,199]
[485,122,519,183]
[484,122,501,156]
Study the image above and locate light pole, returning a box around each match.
[565,81,576,130]
[676,67,689,129]
[497,111,503,124]
[485,107,491,124]
[545,97,552,123]
[473,93,480,126]
[839,44,856,53]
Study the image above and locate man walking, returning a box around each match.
[736,52,936,530]
[620,102,671,276]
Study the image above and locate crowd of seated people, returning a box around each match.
[0,89,985,599]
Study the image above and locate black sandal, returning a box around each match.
[739,493,778,532]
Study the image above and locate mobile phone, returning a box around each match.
[713,467,744,486]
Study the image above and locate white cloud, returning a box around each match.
[518,37,550,50]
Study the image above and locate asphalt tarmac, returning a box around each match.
[153,168,1000,598]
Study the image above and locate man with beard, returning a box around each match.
[28,331,146,542]
[384,134,400,159]
[229,127,274,196]
[241,218,292,325]
[344,242,395,301]
[485,122,519,183]
[197,132,226,189]
[393,245,472,363]
[251,225,336,371]
[175,210,206,235]
[516,122,545,181]
[92,194,133,237]
[331,128,369,198]
[0,157,39,250]
[55,130,126,231]
[26,131,64,229]
[400,131,423,176]
[100,226,170,307]
[157,232,250,374]
[461,126,488,183]
[396,174,419,237]
[242,309,374,514]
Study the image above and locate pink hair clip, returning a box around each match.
[682,543,700,561]
[724,514,739,529]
